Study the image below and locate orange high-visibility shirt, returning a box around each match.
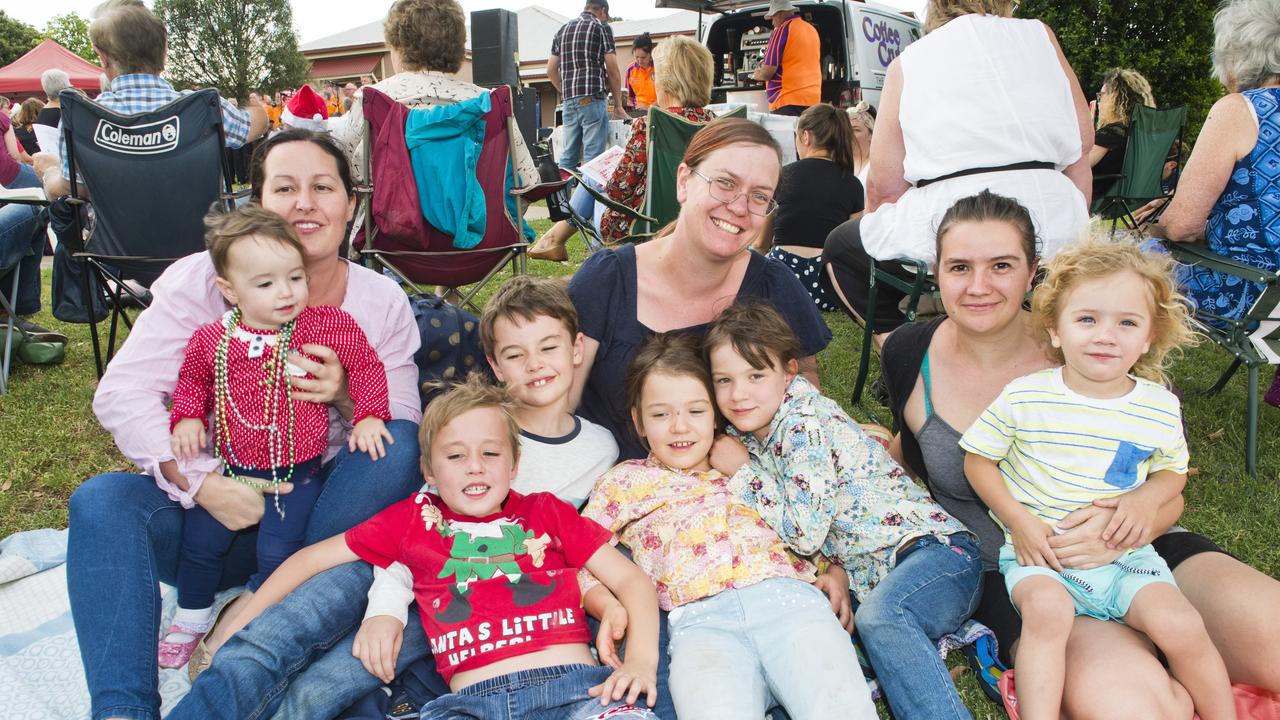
[626,63,656,107]
[763,16,821,111]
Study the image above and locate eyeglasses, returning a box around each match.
[690,169,778,216]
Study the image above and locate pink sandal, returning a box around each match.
[158,623,209,669]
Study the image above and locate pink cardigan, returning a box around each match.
[93,253,422,508]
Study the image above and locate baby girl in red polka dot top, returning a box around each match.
[157,206,393,669]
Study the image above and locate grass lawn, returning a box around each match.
[2,218,1278,717]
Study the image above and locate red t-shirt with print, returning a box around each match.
[345,490,611,682]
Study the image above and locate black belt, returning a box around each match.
[916,160,1057,189]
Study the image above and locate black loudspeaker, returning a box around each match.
[512,85,539,155]
[471,9,519,89]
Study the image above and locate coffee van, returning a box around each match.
[657,0,923,109]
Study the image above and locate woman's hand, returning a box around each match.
[289,344,354,419]
[1049,504,1125,570]
[1094,490,1163,551]
[195,472,289,531]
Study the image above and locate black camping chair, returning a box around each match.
[59,88,242,376]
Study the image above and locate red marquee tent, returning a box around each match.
[0,39,102,98]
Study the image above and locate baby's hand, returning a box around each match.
[595,602,629,669]
[710,435,750,477]
[352,615,404,683]
[1095,491,1161,550]
[348,417,394,460]
[1010,516,1063,572]
[170,418,207,461]
[588,658,657,708]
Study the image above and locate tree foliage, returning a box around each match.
[43,13,95,62]
[154,0,309,101]
[0,11,41,67]
[1017,0,1223,140]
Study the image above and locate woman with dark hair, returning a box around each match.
[12,98,44,157]
[625,32,657,111]
[330,0,538,187]
[69,129,425,720]
[761,102,863,310]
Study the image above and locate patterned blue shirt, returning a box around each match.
[731,375,966,601]
[61,73,251,179]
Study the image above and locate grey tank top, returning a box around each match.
[917,352,1005,571]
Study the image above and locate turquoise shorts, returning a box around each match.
[999,543,1175,621]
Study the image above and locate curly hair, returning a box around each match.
[384,0,467,74]
[1030,235,1197,386]
[1096,68,1156,128]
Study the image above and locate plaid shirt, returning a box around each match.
[61,73,251,179]
[550,12,615,99]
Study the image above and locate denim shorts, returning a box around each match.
[420,663,657,720]
[1000,543,1176,621]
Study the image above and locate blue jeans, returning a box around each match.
[0,164,45,316]
[667,578,876,720]
[67,419,423,720]
[854,533,984,720]
[177,458,324,609]
[558,94,609,170]
[421,664,657,719]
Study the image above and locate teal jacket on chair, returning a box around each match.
[405,92,491,249]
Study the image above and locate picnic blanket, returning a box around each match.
[0,528,237,719]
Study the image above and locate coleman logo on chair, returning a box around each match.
[93,116,180,155]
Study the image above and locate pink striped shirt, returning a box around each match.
[94,253,422,508]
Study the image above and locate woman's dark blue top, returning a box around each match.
[569,243,832,459]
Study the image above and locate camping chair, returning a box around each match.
[851,257,938,406]
[59,88,242,377]
[356,85,567,312]
[1167,244,1280,477]
[565,105,749,247]
[1092,105,1186,233]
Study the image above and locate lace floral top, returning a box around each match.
[599,106,716,244]
[1182,87,1280,321]
[580,456,816,610]
[731,376,966,601]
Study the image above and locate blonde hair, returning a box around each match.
[1096,68,1156,128]
[1031,235,1197,386]
[418,374,521,475]
[924,0,1018,33]
[652,35,713,108]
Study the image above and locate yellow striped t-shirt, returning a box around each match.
[959,367,1188,536]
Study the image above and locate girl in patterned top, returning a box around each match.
[581,332,876,720]
[158,207,393,668]
[705,300,980,720]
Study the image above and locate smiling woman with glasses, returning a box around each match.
[689,169,779,216]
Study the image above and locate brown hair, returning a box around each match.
[479,275,580,358]
[923,0,1018,32]
[935,190,1039,265]
[1030,234,1197,385]
[1096,68,1156,128]
[384,0,466,74]
[205,206,306,278]
[90,0,167,76]
[249,129,354,202]
[418,373,521,475]
[683,117,782,171]
[14,98,45,128]
[797,103,857,174]
[625,333,718,435]
[704,300,801,371]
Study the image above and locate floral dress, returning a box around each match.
[1182,87,1280,320]
[599,106,716,244]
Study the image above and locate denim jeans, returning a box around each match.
[421,664,657,720]
[854,533,984,720]
[68,419,423,720]
[558,94,609,170]
[177,458,324,609]
[0,164,46,316]
[667,577,877,720]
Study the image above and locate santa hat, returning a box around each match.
[281,85,328,132]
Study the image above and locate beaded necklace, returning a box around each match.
[212,307,298,518]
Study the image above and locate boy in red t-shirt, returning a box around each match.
[212,375,660,719]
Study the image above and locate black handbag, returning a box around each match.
[48,199,110,324]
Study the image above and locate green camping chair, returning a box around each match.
[1167,244,1280,477]
[567,105,749,246]
[1092,104,1186,232]
[851,257,938,406]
